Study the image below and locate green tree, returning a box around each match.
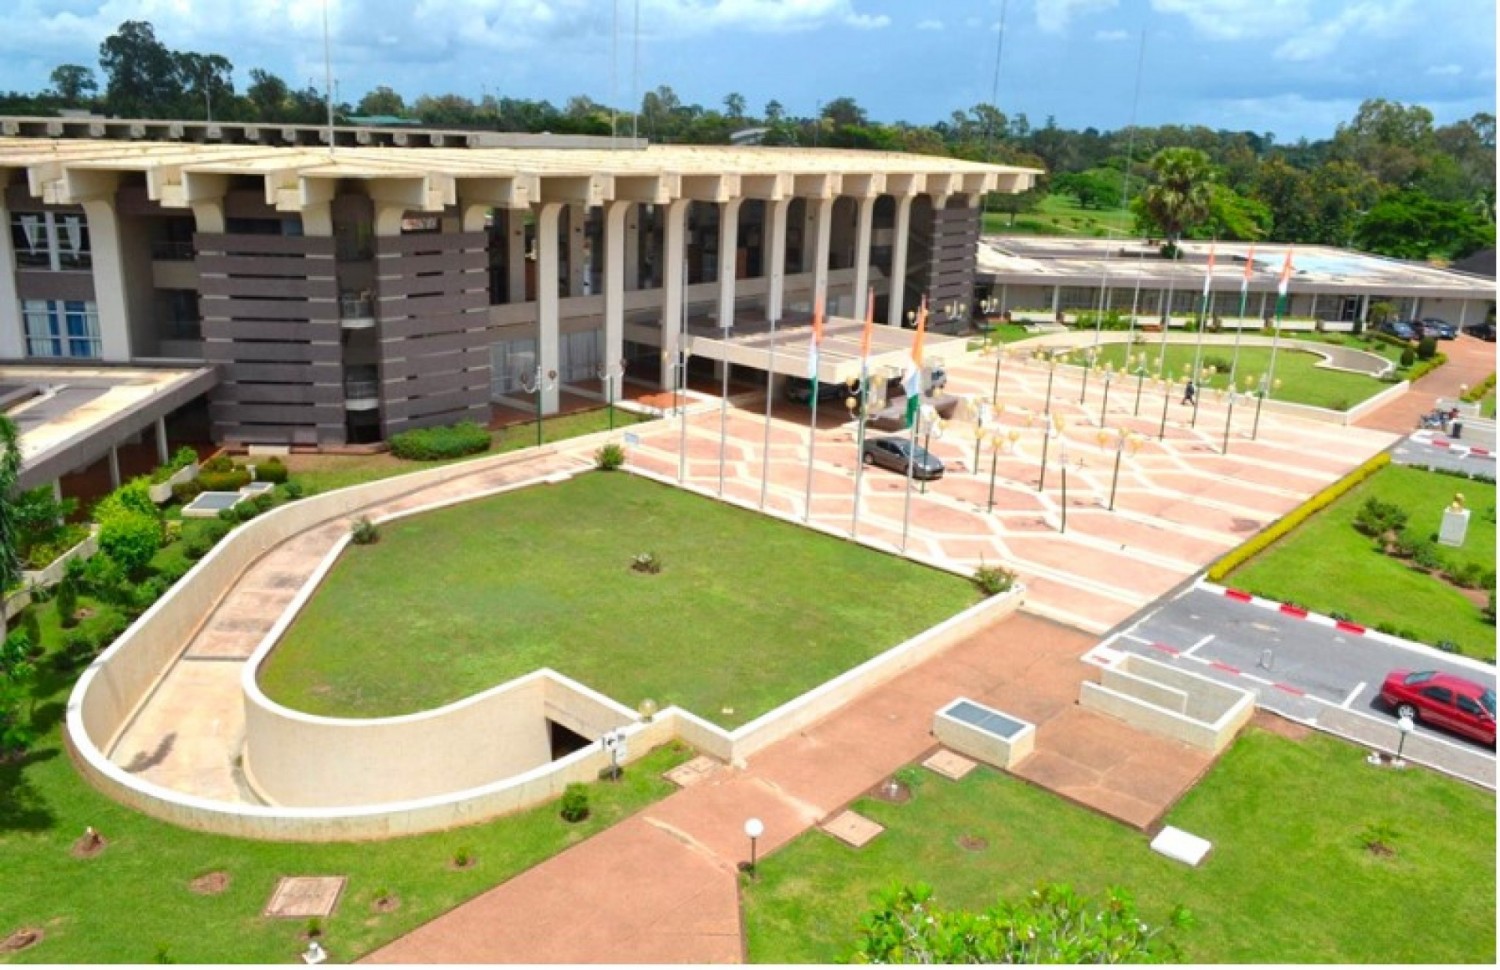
[246,68,289,120]
[1331,98,1437,187]
[850,883,1189,964]
[0,415,21,640]
[98,20,181,117]
[356,85,406,117]
[1054,168,1123,210]
[722,92,746,121]
[173,51,234,120]
[48,64,98,105]
[1198,184,1272,241]
[0,627,37,757]
[1355,190,1495,261]
[1138,147,1214,247]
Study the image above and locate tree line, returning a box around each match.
[1,20,1493,262]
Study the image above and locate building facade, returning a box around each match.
[0,121,1036,447]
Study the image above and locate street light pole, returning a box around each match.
[1058,436,1069,533]
[520,366,556,449]
[1098,365,1115,427]
[1158,375,1171,441]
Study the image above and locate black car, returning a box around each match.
[784,376,860,405]
[1463,321,1496,342]
[1375,319,1417,341]
[1418,317,1458,340]
[861,435,945,480]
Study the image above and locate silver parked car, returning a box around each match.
[861,435,945,480]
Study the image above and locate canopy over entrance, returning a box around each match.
[685,316,965,385]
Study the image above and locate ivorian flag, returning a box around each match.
[807,295,825,394]
[902,297,929,428]
[1240,243,1256,295]
[1202,242,1216,297]
[1276,247,1295,314]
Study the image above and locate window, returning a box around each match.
[10,212,91,271]
[1457,695,1484,717]
[22,300,102,359]
[490,338,538,397]
[1420,686,1454,706]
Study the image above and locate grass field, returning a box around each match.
[1085,343,1389,410]
[260,472,979,727]
[984,194,1134,238]
[1230,464,1496,658]
[0,598,691,967]
[285,408,652,494]
[742,728,1495,964]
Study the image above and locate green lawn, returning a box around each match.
[985,194,1134,238]
[1086,343,1389,410]
[1230,464,1496,658]
[742,728,1495,964]
[260,472,979,727]
[0,585,691,964]
[286,408,652,494]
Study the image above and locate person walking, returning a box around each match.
[1181,380,1196,406]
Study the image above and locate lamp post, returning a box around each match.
[1098,363,1115,427]
[1250,376,1282,440]
[1393,713,1415,768]
[518,366,557,449]
[1038,410,1061,493]
[1158,374,1172,441]
[743,817,765,876]
[848,376,869,538]
[595,358,627,432]
[663,343,693,483]
[988,340,1008,401]
[1058,434,1070,534]
[1039,349,1062,422]
[1076,346,1098,405]
[1108,429,1139,511]
[986,426,1009,513]
[1132,357,1149,416]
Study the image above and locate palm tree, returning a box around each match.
[1141,148,1214,252]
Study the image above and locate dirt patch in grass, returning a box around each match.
[1251,711,1313,741]
[1,927,44,953]
[70,831,107,859]
[190,871,231,895]
[868,778,912,804]
[371,894,401,914]
[956,834,989,852]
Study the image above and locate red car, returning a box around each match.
[1379,669,1496,746]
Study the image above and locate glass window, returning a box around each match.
[10,212,90,270]
[1457,695,1483,716]
[22,299,101,359]
[11,214,51,268]
[1420,686,1453,705]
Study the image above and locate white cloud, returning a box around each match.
[1426,63,1462,76]
[1034,0,1117,34]
[1273,0,1414,62]
[1149,0,1308,42]
[1094,28,1129,41]
[917,19,943,31]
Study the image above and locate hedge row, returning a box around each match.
[1206,451,1392,583]
[1404,352,1448,384]
[388,421,492,461]
[1461,372,1496,403]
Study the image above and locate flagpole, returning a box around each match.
[1129,246,1147,414]
[899,298,929,554]
[1222,244,1254,454]
[851,288,875,539]
[1253,248,1294,440]
[717,316,732,497]
[759,315,778,510]
[678,256,690,484]
[803,299,824,523]
[1189,242,1215,428]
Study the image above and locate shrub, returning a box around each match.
[59,627,100,666]
[1449,562,1486,589]
[1405,353,1448,383]
[1398,348,1416,368]
[56,576,79,628]
[1461,373,1496,403]
[200,520,232,545]
[201,454,233,473]
[630,551,662,574]
[595,443,626,471]
[1412,541,1445,572]
[451,846,474,868]
[216,507,238,524]
[198,467,252,491]
[82,553,131,605]
[253,457,288,484]
[389,421,491,461]
[1200,354,1234,374]
[1208,452,1391,581]
[1415,335,1438,361]
[171,481,204,504]
[350,517,380,545]
[234,502,261,523]
[251,492,275,514]
[973,563,1017,596]
[560,783,590,822]
[97,509,163,575]
[280,481,306,500]
[130,577,168,611]
[181,531,213,561]
[1353,497,1408,538]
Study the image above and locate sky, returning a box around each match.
[0,0,1494,141]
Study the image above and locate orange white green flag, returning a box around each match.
[902,297,929,428]
[1202,242,1216,297]
[1276,247,1295,313]
[806,295,825,391]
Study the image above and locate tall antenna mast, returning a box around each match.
[322,0,335,152]
[980,0,1009,231]
[631,0,641,142]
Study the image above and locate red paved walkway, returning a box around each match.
[1355,333,1495,433]
[361,614,1209,964]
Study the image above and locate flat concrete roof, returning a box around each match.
[979,236,1497,301]
[0,364,217,490]
[688,314,965,383]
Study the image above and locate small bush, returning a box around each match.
[56,576,79,627]
[182,532,213,561]
[304,917,323,939]
[97,509,163,576]
[198,467,252,491]
[389,421,491,461]
[1412,542,1445,572]
[253,457,288,484]
[630,551,662,574]
[595,443,626,471]
[1399,348,1416,368]
[560,782,590,823]
[130,577,168,611]
[1449,561,1486,589]
[200,520,232,545]
[1415,335,1438,361]
[251,492,275,514]
[1200,354,1233,374]
[201,454,233,473]
[171,481,204,504]
[350,517,380,545]
[451,846,474,868]
[217,507,238,524]
[973,563,1017,597]
[1353,497,1408,538]
[280,481,306,500]
[234,502,261,523]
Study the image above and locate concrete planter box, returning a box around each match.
[933,697,1036,769]
[148,463,199,504]
[1079,653,1253,754]
[21,526,100,589]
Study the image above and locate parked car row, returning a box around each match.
[1374,318,1459,341]
[1379,668,1496,747]
[1462,320,1496,342]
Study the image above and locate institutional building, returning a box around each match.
[0,117,1035,455]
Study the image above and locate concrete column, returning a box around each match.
[1258,291,1268,319]
[507,209,527,304]
[0,194,23,359]
[853,195,875,319]
[537,202,563,414]
[810,196,833,314]
[1309,292,1318,320]
[155,417,169,464]
[107,446,120,489]
[604,201,629,390]
[1358,293,1370,325]
[887,194,913,326]
[660,198,689,389]
[1052,286,1062,314]
[568,205,587,297]
[717,198,743,331]
[78,200,132,362]
[766,197,789,322]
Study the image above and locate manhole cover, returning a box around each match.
[264,877,346,918]
[664,755,720,788]
[923,749,977,780]
[822,810,884,848]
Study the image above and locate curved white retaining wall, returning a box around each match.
[67,435,1024,840]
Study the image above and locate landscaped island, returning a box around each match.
[259,472,981,728]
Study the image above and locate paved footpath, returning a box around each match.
[1355,333,1494,434]
[361,614,1209,964]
